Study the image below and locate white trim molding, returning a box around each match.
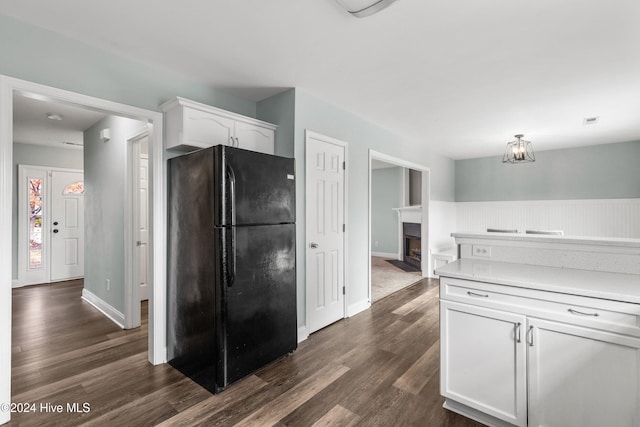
[0,75,13,426]
[0,75,166,424]
[368,149,432,306]
[81,288,125,329]
[371,251,398,259]
[347,299,371,317]
[297,326,309,344]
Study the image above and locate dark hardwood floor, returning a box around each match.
[9,279,482,426]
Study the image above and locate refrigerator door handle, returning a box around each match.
[226,164,237,226]
[226,164,237,287]
[228,226,236,287]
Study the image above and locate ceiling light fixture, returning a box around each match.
[46,112,63,121]
[334,0,399,18]
[502,134,535,164]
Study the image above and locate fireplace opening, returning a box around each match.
[403,222,421,271]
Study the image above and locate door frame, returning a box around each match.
[124,126,150,329]
[0,75,166,424]
[368,150,431,303]
[304,130,349,339]
[16,165,83,287]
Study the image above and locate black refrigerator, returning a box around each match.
[167,145,296,393]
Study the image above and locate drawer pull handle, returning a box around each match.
[568,308,600,317]
[527,326,534,346]
[515,322,522,343]
[467,291,489,298]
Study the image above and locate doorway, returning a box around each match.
[368,150,430,303]
[0,75,166,425]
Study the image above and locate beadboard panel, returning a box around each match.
[456,199,640,239]
[430,201,457,250]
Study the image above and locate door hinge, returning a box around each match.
[343,224,345,232]
[342,286,345,295]
[342,161,346,170]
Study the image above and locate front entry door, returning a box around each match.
[50,170,84,281]
[305,131,347,334]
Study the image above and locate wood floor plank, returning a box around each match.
[310,404,360,427]
[393,339,440,395]
[234,364,350,426]
[156,375,269,427]
[8,278,482,427]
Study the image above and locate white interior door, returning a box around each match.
[50,170,84,281]
[138,152,149,301]
[306,131,346,334]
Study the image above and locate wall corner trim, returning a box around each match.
[297,326,309,343]
[81,288,125,329]
[347,299,371,317]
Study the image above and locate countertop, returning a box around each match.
[436,259,640,304]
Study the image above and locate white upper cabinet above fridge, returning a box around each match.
[160,97,276,154]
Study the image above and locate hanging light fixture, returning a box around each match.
[502,134,535,163]
[334,0,399,18]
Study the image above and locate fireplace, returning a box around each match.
[403,222,421,271]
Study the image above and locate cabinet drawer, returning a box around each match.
[440,277,640,337]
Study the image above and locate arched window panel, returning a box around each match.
[63,181,84,195]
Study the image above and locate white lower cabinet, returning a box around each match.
[440,278,640,427]
[528,319,640,427]
[441,300,527,426]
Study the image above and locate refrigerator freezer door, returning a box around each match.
[216,223,297,388]
[215,146,295,226]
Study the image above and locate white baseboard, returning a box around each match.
[12,280,20,288]
[297,326,308,343]
[81,288,125,329]
[371,251,399,259]
[443,399,514,427]
[347,299,371,317]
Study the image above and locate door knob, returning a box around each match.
[310,242,318,249]
[53,229,59,234]
[53,221,59,226]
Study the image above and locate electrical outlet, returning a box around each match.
[472,245,491,258]
[375,241,379,247]
[106,279,111,291]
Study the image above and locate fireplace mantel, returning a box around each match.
[392,205,422,224]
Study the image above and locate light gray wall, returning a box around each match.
[12,143,83,280]
[0,14,256,119]
[257,89,295,158]
[456,140,640,202]
[292,89,456,322]
[409,169,422,206]
[84,116,146,313]
[371,167,403,254]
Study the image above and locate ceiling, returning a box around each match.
[3,0,640,159]
[13,95,106,149]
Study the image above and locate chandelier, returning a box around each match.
[502,134,535,163]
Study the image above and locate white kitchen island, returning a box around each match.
[436,232,640,427]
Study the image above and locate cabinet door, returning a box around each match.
[234,121,275,154]
[441,300,527,426]
[528,319,640,427]
[183,106,235,148]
